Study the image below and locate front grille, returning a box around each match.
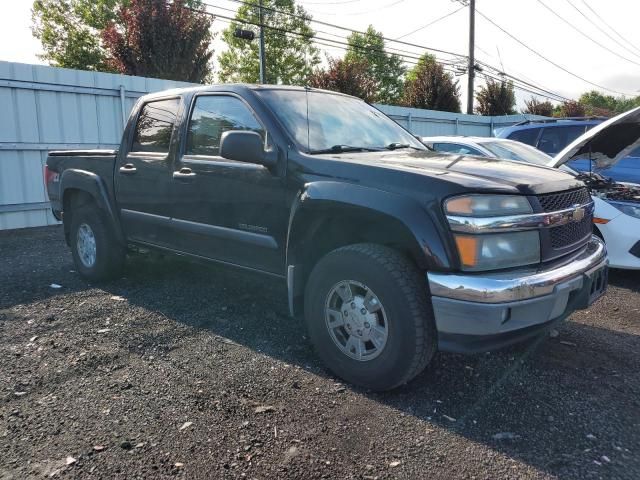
[549,215,593,249]
[538,188,591,212]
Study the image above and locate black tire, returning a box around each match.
[69,204,125,281]
[304,243,437,391]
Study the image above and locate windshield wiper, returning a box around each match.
[309,145,383,154]
[385,142,422,150]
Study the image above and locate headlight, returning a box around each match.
[608,200,640,220]
[445,194,540,271]
[454,231,541,271]
[445,194,532,216]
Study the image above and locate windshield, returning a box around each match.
[480,140,553,166]
[256,89,425,153]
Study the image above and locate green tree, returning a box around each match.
[402,54,461,112]
[344,25,405,104]
[217,0,320,85]
[31,0,122,70]
[522,97,554,116]
[102,0,213,82]
[308,57,377,102]
[577,90,640,116]
[553,100,586,118]
[475,78,516,116]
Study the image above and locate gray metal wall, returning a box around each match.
[0,61,193,230]
[0,60,547,230]
[376,104,547,137]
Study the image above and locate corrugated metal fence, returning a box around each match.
[0,60,546,230]
[0,61,192,230]
[377,104,546,137]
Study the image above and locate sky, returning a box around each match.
[1,0,639,109]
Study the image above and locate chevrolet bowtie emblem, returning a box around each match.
[572,206,586,222]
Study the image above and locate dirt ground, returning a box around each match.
[1,226,638,479]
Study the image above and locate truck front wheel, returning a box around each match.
[69,205,125,281]
[304,243,437,391]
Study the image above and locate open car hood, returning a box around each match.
[550,106,640,168]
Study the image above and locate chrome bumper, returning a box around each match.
[428,236,608,353]
[428,236,607,304]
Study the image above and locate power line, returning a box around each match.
[208,8,460,70]
[303,0,407,16]
[394,5,465,40]
[480,70,563,103]
[477,61,571,102]
[475,45,570,102]
[205,1,581,103]
[574,0,640,58]
[476,8,632,96]
[300,0,362,4]
[536,0,640,67]
[213,15,466,75]
[217,0,467,59]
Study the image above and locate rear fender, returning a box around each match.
[60,169,124,243]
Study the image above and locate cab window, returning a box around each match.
[131,99,180,153]
[186,95,265,156]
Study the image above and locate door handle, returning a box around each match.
[119,163,137,174]
[173,167,197,179]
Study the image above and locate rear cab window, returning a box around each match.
[131,98,180,154]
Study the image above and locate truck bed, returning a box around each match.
[46,150,118,217]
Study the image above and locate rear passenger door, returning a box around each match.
[169,93,287,274]
[115,97,181,247]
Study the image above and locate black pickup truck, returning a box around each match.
[45,85,608,390]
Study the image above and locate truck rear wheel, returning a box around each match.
[70,205,125,281]
[304,243,437,391]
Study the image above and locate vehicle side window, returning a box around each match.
[433,142,484,156]
[537,126,587,155]
[186,95,265,156]
[131,99,180,153]
[507,127,541,146]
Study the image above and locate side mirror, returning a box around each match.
[220,130,273,167]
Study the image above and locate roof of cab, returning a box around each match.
[139,83,357,101]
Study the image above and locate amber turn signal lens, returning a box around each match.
[446,196,474,214]
[593,217,610,224]
[455,235,478,267]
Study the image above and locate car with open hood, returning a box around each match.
[550,107,640,270]
[425,108,640,270]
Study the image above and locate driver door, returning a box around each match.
[169,93,287,274]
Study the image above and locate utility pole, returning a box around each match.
[466,0,475,114]
[259,0,267,84]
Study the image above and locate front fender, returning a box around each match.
[287,181,453,270]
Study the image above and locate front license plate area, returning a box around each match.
[588,265,608,305]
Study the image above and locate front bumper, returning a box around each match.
[598,213,640,270]
[428,236,608,354]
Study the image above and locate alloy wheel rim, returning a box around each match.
[324,280,388,361]
[76,223,97,268]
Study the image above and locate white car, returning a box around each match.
[422,125,640,270]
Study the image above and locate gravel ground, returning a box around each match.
[0,226,638,480]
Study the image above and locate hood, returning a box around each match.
[551,106,640,168]
[312,150,583,195]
